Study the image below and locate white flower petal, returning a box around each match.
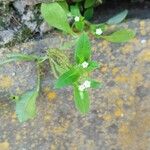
[78,85,85,91]
[96,28,103,35]
[81,61,89,68]
[74,16,80,22]
[83,80,91,88]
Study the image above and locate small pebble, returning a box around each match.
[141,39,146,44]
[121,113,124,117]
[12,72,16,76]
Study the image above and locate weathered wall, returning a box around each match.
[0,19,150,150]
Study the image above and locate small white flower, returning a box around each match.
[78,84,85,91]
[81,61,89,68]
[74,16,80,22]
[96,28,103,35]
[78,80,91,92]
[83,80,91,88]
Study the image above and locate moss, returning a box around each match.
[0,141,10,150]
[51,121,70,135]
[103,114,112,121]
[114,108,124,118]
[115,75,128,83]
[112,67,120,76]
[47,91,57,101]
[0,75,13,89]
[43,87,57,101]
[138,50,150,62]
[121,44,134,54]
[118,115,150,150]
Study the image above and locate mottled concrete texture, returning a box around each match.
[0,19,150,150]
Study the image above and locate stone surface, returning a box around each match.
[0,30,15,45]
[0,19,150,150]
[40,22,53,34]
[13,1,26,14]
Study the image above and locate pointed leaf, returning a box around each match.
[75,32,91,64]
[74,85,90,114]
[84,7,94,20]
[70,4,81,16]
[0,53,40,67]
[84,0,96,8]
[16,90,38,122]
[107,10,128,25]
[41,3,72,33]
[90,80,103,89]
[86,61,100,72]
[55,67,81,89]
[102,29,135,43]
[0,58,17,66]
[6,53,38,61]
[57,1,69,14]
[75,20,85,31]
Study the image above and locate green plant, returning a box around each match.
[0,32,101,121]
[0,1,136,122]
[41,2,135,42]
[55,32,102,113]
[69,0,103,20]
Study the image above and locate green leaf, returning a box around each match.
[73,0,83,2]
[75,20,85,31]
[74,85,90,114]
[90,23,107,33]
[90,80,103,89]
[107,10,128,25]
[52,61,68,76]
[84,7,94,20]
[102,29,135,43]
[41,3,72,33]
[6,53,38,61]
[0,59,17,66]
[55,67,81,89]
[75,32,91,64]
[16,90,38,122]
[86,61,100,72]
[91,23,107,32]
[57,1,69,14]
[0,53,39,67]
[84,0,96,8]
[70,4,81,16]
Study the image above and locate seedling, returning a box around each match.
[55,32,102,113]
[0,32,102,122]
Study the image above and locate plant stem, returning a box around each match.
[36,63,41,93]
[38,56,49,64]
[84,20,91,27]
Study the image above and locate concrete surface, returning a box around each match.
[0,19,150,150]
